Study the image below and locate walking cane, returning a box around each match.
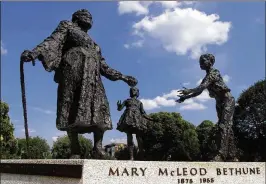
[20,55,35,159]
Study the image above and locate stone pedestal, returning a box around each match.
[1,160,265,184]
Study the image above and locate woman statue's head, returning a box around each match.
[72,9,93,31]
[130,87,139,98]
[199,53,215,70]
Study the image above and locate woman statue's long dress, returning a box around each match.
[20,9,138,158]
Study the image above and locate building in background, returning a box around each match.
[104,143,127,157]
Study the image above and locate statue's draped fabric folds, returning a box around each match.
[21,9,138,158]
[32,20,118,133]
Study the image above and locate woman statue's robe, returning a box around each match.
[32,20,123,133]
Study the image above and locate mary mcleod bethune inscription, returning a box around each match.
[1,160,265,184]
[106,162,265,184]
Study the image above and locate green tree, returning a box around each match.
[115,146,138,160]
[233,80,266,161]
[0,101,18,159]
[17,136,51,159]
[143,112,200,161]
[52,135,93,159]
[196,120,215,161]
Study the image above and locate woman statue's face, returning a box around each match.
[76,13,93,30]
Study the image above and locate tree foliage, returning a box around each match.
[196,120,216,161]
[0,101,18,159]
[115,146,138,160]
[17,136,51,159]
[51,135,93,159]
[143,112,200,161]
[233,80,266,161]
[1,80,265,161]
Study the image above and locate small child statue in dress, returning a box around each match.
[117,87,153,160]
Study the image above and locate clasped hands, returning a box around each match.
[117,100,123,110]
[121,75,138,87]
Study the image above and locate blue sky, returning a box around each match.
[1,1,265,146]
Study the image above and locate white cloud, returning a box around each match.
[140,98,160,110]
[110,136,138,145]
[110,137,127,144]
[182,82,190,86]
[21,128,36,133]
[140,90,177,110]
[158,1,196,9]
[162,89,179,99]
[124,40,144,49]
[223,74,231,83]
[30,106,55,115]
[196,90,212,102]
[52,136,59,142]
[182,98,193,105]
[159,1,180,9]
[1,41,7,55]
[196,78,203,85]
[133,9,231,59]
[52,132,66,142]
[132,40,144,48]
[119,2,231,59]
[155,96,176,106]
[118,2,151,16]
[124,44,130,49]
[180,101,207,110]
[140,89,208,111]
[118,1,195,16]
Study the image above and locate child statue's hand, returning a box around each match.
[176,97,185,103]
[117,100,123,110]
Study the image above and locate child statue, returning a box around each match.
[176,53,237,161]
[117,87,153,160]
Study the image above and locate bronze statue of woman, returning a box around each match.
[177,53,237,161]
[20,9,138,159]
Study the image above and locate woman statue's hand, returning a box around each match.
[122,75,138,87]
[20,50,37,62]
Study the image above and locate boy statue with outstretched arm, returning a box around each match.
[177,53,237,161]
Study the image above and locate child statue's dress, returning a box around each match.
[117,98,147,134]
